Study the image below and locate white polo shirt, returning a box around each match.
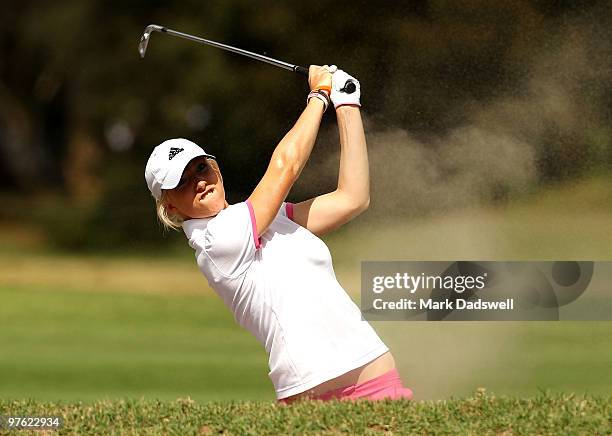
[182,200,389,399]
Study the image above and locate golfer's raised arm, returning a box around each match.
[247,65,332,236]
[335,104,369,207]
[291,69,368,236]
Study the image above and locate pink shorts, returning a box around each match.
[278,368,413,404]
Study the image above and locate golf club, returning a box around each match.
[139,24,357,94]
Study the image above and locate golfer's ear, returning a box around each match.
[166,202,177,212]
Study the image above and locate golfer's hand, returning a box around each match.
[308,65,333,92]
[331,69,361,109]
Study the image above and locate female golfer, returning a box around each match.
[144,65,413,403]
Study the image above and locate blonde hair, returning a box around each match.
[155,190,184,231]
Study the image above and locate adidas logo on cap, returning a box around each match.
[168,147,184,160]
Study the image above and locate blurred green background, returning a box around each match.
[0,0,610,402]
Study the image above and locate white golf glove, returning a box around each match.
[330,69,361,109]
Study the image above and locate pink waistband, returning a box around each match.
[312,367,402,400]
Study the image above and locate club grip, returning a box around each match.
[294,65,309,76]
[295,65,356,94]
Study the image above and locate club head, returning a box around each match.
[138,24,164,58]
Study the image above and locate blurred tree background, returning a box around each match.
[0,0,610,251]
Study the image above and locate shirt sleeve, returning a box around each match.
[202,201,260,277]
[281,202,295,221]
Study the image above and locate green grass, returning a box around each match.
[0,392,610,435]
[0,287,271,403]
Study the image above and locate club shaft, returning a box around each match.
[161,27,301,73]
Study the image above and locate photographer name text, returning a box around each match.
[372,298,514,311]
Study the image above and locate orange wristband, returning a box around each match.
[316,86,331,95]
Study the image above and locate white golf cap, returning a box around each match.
[145,138,216,200]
